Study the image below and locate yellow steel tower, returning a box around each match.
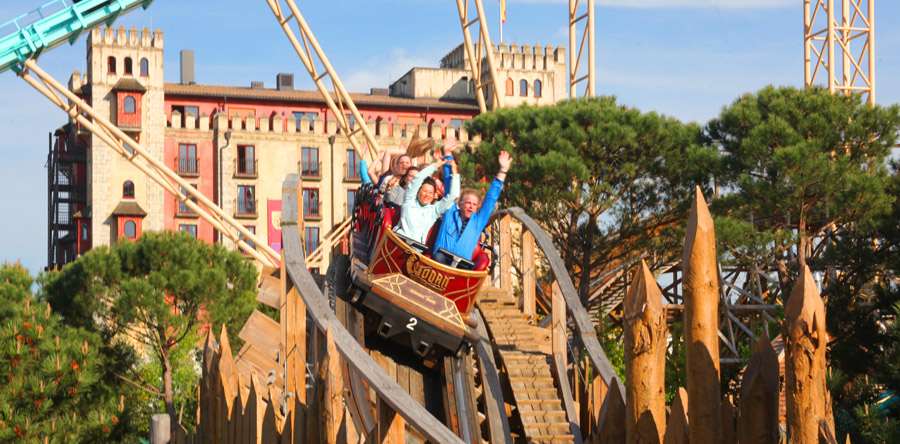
[804,0,875,103]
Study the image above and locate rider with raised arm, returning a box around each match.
[393,158,461,244]
[433,150,512,265]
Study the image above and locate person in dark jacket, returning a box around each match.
[432,150,512,265]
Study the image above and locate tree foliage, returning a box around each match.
[42,231,258,430]
[707,85,900,297]
[0,262,127,442]
[706,86,900,442]
[461,97,714,304]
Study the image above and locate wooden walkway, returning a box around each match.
[478,290,575,443]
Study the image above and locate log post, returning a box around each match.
[682,186,721,442]
[499,215,512,292]
[662,387,689,444]
[784,266,830,444]
[623,260,667,444]
[324,328,344,444]
[376,397,406,444]
[522,230,536,315]
[737,330,779,444]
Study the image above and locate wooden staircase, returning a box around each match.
[478,289,575,443]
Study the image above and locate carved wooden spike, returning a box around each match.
[663,387,689,444]
[217,325,239,407]
[597,377,626,443]
[624,259,667,444]
[784,266,830,444]
[721,395,736,444]
[682,185,722,443]
[738,330,780,444]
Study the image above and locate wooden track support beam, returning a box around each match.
[265,0,378,162]
[568,0,596,98]
[455,0,505,112]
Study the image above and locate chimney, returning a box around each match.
[251,81,264,89]
[180,50,195,85]
[276,73,294,91]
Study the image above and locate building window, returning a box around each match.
[124,96,136,114]
[179,224,197,238]
[347,189,357,216]
[81,223,89,241]
[178,185,197,215]
[303,188,320,218]
[292,111,318,131]
[124,220,136,238]
[108,56,116,74]
[305,226,320,255]
[505,78,514,96]
[534,80,542,98]
[124,57,133,75]
[345,149,361,180]
[237,145,256,176]
[178,144,198,174]
[519,79,528,97]
[337,114,355,132]
[237,185,256,215]
[123,180,134,198]
[240,226,256,249]
[301,147,319,178]
[140,58,149,76]
[172,105,199,118]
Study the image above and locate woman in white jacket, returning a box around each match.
[394,158,460,244]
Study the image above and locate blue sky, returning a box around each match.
[0,0,898,274]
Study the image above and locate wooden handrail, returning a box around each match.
[281,174,465,444]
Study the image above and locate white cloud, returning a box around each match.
[340,48,435,92]
[513,0,794,8]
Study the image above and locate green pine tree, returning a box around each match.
[460,97,714,306]
[0,262,127,442]
[42,230,258,432]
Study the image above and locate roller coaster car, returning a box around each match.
[347,184,487,360]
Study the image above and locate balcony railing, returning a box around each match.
[344,162,362,182]
[235,158,257,178]
[300,160,322,179]
[176,156,199,176]
[235,197,258,218]
[303,199,320,219]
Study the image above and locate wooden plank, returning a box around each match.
[376,397,406,444]
[522,230,536,315]
[281,174,466,444]
[324,329,344,444]
[257,272,281,309]
[239,310,281,362]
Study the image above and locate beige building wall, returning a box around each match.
[81,26,165,246]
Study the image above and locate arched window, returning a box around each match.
[534,80,542,98]
[124,96,136,113]
[519,79,528,97]
[107,56,116,74]
[123,180,134,198]
[124,57,133,75]
[505,78,514,96]
[124,220,136,238]
[140,58,149,76]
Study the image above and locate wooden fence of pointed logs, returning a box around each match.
[189,176,840,443]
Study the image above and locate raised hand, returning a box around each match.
[443,132,458,157]
[498,150,512,172]
[447,158,458,174]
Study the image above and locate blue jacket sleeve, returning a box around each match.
[360,160,372,184]
[472,177,504,230]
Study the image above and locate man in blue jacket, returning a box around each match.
[433,150,512,266]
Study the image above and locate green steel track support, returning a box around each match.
[0,0,153,75]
